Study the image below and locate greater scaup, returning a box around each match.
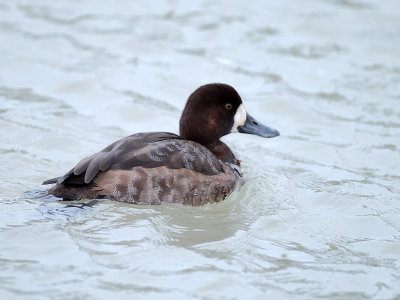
[43,83,279,205]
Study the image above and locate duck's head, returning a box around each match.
[179,83,280,146]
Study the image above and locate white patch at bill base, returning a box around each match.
[231,104,246,133]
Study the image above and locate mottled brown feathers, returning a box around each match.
[45,132,241,204]
[49,163,240,205]
[96,164,239,205]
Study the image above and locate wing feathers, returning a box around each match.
[99,153,114,171]
[84,152,109,183]
[50,132,221,186]
[74,154,96,175]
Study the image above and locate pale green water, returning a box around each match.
[1,0,400,299]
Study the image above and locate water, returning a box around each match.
[1,0,399,298]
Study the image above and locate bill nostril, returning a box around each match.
[252,121,258,125]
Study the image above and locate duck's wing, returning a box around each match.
[43,132,223,186]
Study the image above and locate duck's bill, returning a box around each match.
[238,113,280,138]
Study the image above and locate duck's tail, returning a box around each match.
[42,177,60,185]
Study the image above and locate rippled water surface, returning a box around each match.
[1,0,400,299]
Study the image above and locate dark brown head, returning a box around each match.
[179,83,279,146]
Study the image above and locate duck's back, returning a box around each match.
[45,132,238,205]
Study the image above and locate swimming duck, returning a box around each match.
[43,83,279,205]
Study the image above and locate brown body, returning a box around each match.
[46,132,242,205]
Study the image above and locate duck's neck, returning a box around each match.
[206,140,239,166]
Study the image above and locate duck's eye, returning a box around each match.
[225,103,233,110]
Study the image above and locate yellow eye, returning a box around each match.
[225,103,233,110]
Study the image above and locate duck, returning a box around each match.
[43,83,279,205]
